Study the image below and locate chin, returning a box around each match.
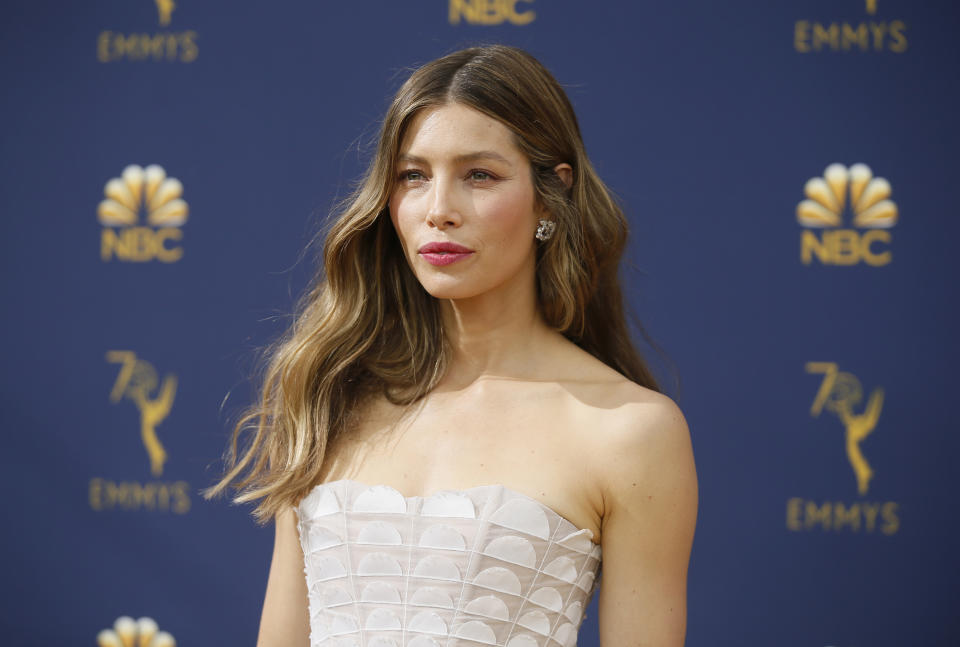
[416,275,484,301]
[421,284,476,301]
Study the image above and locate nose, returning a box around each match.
[425,176,462,230]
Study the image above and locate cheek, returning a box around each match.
[388,196,412,247]
[478,190,537,243]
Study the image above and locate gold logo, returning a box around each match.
[806,362,884,495]
[106,350,177,476]
[785,362,899,535]
[97,1,198,63]
[794,1,907,53]
[97,616,176,647]
[449,0,535,25]
[797,163,897,266]
[98,164,187,263]
[155,0,176,27]
[89,351,190,514]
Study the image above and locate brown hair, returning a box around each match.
[202,44,658,523]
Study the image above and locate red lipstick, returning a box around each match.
[418,241,474,266]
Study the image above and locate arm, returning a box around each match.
[596,393,698,646]
[257,506,311,647]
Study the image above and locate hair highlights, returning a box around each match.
[202,44,658,523]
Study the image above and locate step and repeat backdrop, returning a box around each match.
[2,0,958,645]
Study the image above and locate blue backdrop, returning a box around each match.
[2,0,958,645]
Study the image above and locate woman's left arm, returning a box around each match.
[595,393,698,647]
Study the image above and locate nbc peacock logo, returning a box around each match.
[796,163,898,266]
[98,164,188,263]
[96,616,176,647]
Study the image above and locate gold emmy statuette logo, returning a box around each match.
[449,0,535,25]
[155,0,176,26]
[97,616,176,647]
[97,1,198,63]
[89,351,190,514]
[794,1,907,53]
[106,350,177,476]
[785,362,899,535]
[797,163,898,266]
[806,362,884,494]
[98,164,188,263]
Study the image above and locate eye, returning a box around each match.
[468,169,495,182]
[398,169,426,183]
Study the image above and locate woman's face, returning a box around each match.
[388,102,544,303]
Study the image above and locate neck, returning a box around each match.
[438,276,557,388]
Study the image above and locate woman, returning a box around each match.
[205,44,697,647]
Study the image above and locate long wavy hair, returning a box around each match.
[202,44,659,523]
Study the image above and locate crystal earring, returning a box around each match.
[535,219,556,241]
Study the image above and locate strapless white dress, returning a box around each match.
[295,479,603,647]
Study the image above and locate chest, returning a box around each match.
[318,382,605,543]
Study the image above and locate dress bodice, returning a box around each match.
[295,479,603,647]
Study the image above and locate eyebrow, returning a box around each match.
[397,151,513,166]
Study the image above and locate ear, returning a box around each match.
[553,163,573,190]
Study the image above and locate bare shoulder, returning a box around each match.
[549,340,695,513]
[551,336,687,432]
[598,382,692,466]
[601,386,694,511]
[593,396,697,646]
[562,360,696,645]
[577,368,693,497]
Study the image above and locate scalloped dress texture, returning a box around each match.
[295,479,603,647]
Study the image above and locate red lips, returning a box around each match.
[418,241,474,266]
[418,241,474,254]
